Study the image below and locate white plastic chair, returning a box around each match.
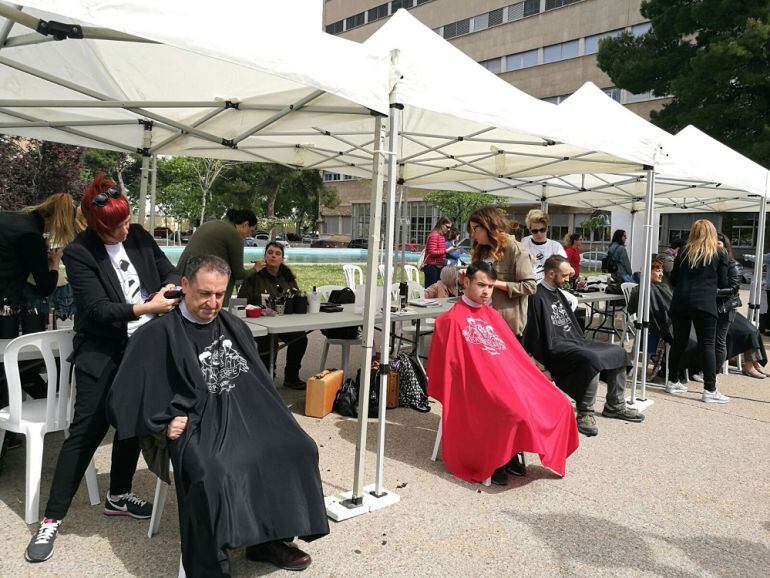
[0,330,100,524]
[404,264,420,284]
[315,285,361,377]
[431,421,491,487]
[342,264,364,289]
[620,282,638,344]
[316,285,344,302]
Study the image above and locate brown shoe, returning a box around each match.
[245,541,312,571]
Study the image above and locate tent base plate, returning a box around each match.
[325,484,400,521]
[626,397,655,413]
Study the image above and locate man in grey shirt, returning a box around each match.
[177,209,256,305]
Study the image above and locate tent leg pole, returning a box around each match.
[149,154,158,235]
[137,121,153,228]
[349,117,386,507]
[374,104,402,497]
[637,168,657,404]
[750,196,767,326]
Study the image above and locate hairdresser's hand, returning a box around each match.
[135,284,179,316]
[48,248,63,270]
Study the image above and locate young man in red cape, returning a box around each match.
[427,261,579,486]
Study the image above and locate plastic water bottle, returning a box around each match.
[309,286,321,314]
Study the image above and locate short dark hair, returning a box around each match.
[185,255,231,282]
[670,236,685,250]
[225,208,257,227]
[544,254,568,274]
[466,260,497,281]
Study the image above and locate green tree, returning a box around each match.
[424,190,506,229]
[597,0,770,166]
[81,150,141,198]
[274,170,339,234]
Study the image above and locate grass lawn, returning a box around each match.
[245,263,604,294]
[246,263,424,293]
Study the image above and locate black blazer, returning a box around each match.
[63,224,180,379]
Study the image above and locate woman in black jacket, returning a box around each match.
[715,234,742,374]
[668,219,730,403]
[25,174,181,564]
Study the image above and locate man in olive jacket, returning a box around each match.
[177,209,256,305]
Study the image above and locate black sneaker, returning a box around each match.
[25,518,61,563]
[283,378,306,390]
[103,492,153,519]
[490,466,508,486]
[504,453,527,477]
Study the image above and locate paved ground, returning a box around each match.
[1,317,769,577]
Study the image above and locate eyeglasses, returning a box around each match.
[91,187,121,207]
[530,227,547,234]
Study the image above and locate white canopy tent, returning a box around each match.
[4,1,767,520]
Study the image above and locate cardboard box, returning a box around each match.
[305,369,344,418]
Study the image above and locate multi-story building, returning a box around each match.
[319,1,759,255]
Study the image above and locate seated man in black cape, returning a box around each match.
[107,255,328,577]
[522,255,644,437]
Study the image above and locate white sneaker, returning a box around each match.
[702,389,730,404]
[691,373,704,383]
[666,381,688,394]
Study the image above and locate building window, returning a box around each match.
[668,229,690,245]
[545,0,582,10]
[505,49,539,71]
[632,22,651,36]
[543,39,579,64]
[443,21,457,39]
[368,3,389,23]
[624,89,657,103]
[508,2,525,21]
[407,202,439,245]
[523,0,541,17]
[345,12,365,30]
[325,20,343,34]
[391,0,413,12]
[473,13,489,32]
[584,29,623,55]
[322,171,341,182]
[481,58,502,74]
[603,87,621,102]
[489,7,504,26]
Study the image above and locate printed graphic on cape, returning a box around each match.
[198,336,249,394]
[461,317,506,355]
[550,300,572,331]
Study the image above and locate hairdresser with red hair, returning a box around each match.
[25,174,180,564]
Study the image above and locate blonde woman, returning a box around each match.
[521,209,566,282]
[467,206,536,336]
[0,193,77,310]
[669,219,730,403]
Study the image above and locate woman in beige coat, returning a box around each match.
[467,206,537,336]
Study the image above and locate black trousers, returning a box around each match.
[670,312,718,392]
[715,310,736,370]
[422,264,442,288]
[44,358,141,520]
[256,332,308,381]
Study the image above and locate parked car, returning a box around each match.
[180,230,192,244]
[580,251,607,270]
[245,234,289,248]
[311,239,347,248]
[395,242,423,253]
[153,226,174,238]
[287,233,302,242]
[348,238,368,249]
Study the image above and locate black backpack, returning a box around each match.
[601,244,619,274]
[322,287,360,340]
